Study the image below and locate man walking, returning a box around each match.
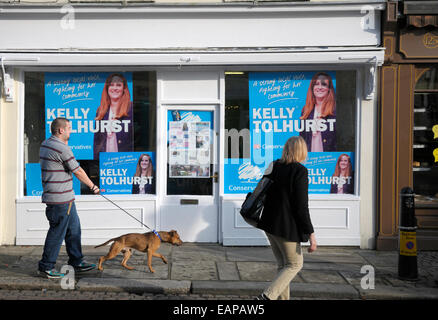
[38,117,100,279]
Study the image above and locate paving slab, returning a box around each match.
[98,264,168,280]
[300,270,348,284]
[303,262,361,272]
[356,284,438,300]
[225,247,275,262]
[192,280,268,295]
[76,278,191,294]
[217,262,240,281]
[0,246,35,256]
[357,251,398,267]
[236,261,277,281]
[290,283,360,299]
[172,244,226,262]
[0,276,62,291]
[171,261,218,280]
[339,270,390,287]
[192,281,360,299]
[304,253,368,264]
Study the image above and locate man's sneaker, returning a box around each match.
[38,269,65,279]
[72,261,96,273]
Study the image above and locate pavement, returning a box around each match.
[0,243,437,300]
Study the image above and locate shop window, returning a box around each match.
[413,68,438,207]
[23,71,157,196]
[224,70,357,195]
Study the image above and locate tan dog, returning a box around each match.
[94,230,182,273]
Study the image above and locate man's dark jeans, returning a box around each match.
[38,202,83,271]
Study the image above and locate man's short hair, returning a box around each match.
[51,118,70,135]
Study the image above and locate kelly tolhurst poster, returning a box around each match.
[99,152,155,195]
[223,152,354,195]
[248,71,337,164]
[25,163,80,196]
[44,72,134,160]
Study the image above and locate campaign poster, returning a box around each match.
[25,163,81,196]
[44,72,134,160]
[223,71,355,195]
[305,152,355,194]
[167,110,213,178]
[248,71,337,165]
[99,152,155,195]
[223,159,263,195]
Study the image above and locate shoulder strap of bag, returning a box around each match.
[263,160,278,179]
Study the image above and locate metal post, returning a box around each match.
[398,187,418,281]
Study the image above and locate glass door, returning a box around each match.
[166,109,216,196]
[159,106,219,242]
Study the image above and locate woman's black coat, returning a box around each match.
[258,161,314,242]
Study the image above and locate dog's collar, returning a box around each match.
[153,230,162,241]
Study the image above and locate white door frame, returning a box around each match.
[156,69,221,242]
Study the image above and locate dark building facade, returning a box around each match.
[378,0,438,250]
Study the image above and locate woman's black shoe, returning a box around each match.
[255,293,270,300]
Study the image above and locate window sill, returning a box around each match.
[17,194,158,203]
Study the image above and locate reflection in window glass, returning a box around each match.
[413,68,438,207]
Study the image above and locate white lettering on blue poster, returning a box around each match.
[100,152,156,195]
[45,72,134,160]
[249,71,337,166]
[304,152,355,194]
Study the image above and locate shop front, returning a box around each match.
[0,2,384,247]
[378,1,438,250]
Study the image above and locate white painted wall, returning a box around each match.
[0,69,20,245]
[0,3,382,51]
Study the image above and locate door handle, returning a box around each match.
[211,172,218,183]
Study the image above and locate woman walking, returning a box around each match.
[257,136,317,300]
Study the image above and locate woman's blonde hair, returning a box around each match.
[280,136,308,164]
[95,73,131,120]
[300,72,336,120]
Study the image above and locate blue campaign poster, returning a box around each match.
[45,72,133,160]
[223,71,344,195]
[223,158,263,195]
[305,152,355,194]
[223,152,355,195]
[248,71,336,165]
[99,152,156,195]
[25,163,81,196]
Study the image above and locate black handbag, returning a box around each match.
[240,162,275,228]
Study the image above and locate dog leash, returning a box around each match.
[99,193,162,241]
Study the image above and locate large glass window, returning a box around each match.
[24,71,157,196]
[413,67,438,207]
[224,70,357,195]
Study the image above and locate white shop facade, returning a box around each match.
[0,2,384,248]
